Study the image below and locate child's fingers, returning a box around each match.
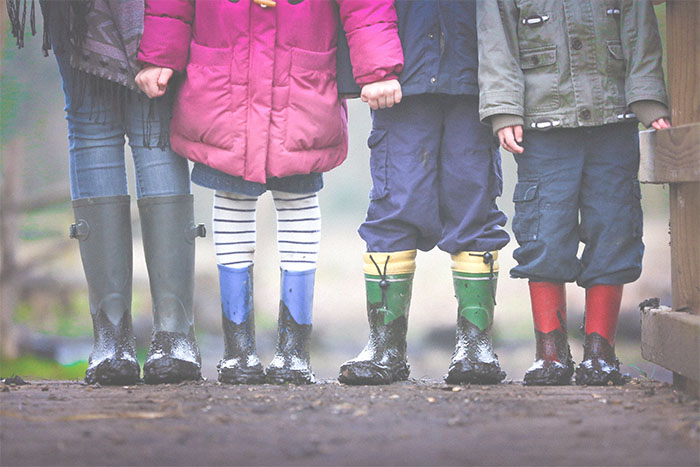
[652,117,671,129]
[499,127,524,154]
[157,68,173,91]
[514,124,523,143]
[393,85,402,105]
[377,95,388,109]
[385,92,395,108]
[135,67,164,99]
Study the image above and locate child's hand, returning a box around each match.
[651,117,671,130]
[361,79,402,110]
[497,125,524,154]
[135,65,174,99]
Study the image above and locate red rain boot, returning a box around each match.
[576,284,628,385]
[523,282,575,385]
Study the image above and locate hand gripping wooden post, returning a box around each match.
[639,0,700,397]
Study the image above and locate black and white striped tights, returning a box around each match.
[212,190,321,272]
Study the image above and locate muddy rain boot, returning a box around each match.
[576,284,628,385]
[338,250,415,385]
[217,264,265,384]
[445,251,506,384]
[523,281,575,385]
[266,269,316,384]
[139,195,206,384]
[71,196,140,385]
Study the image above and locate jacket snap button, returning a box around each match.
[579,108,591,120]
[571,38,583,50]
[430,77,437,84]
[428,33,434,40]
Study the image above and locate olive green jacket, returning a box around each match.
[477,0,669,133]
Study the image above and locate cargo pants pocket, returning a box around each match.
[512,181,540,242]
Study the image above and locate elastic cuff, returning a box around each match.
[363,250,417,275]
[629,100,669,128]
[490,114,524,136]
[451,251,499,274]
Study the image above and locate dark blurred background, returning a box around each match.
[0,6,673,383]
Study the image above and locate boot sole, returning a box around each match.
[523,362,575,386]
[143,357,201,384]
[575,364,629,386]
[85,358,140,386]
[218,365,266,385]
[338,360,410,385]
[265,367,315,385]
[445,364,506,385]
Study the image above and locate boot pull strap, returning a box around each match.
[69,220,89,240]
[469,252,497,306]
[186,223,207,242]
[369,254,390,290]
[369,254,391,311]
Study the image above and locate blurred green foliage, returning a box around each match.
[1,356,88,380]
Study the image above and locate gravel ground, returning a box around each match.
[1,378,698,466]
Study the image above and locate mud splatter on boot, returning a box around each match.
[523,329,575,385]
[576,332,628,386]
[72,196,140,386]
[139,195,204,385]
[339,251,415,385]
[576,285,627,385]
[85,311,140,386]
[217,263,265,384]
[445,252,505,385]
[266,269,315,385]
[143,330,201,384]
[445,318,505,384]
[523,282,574,385]
[338,309,410,385]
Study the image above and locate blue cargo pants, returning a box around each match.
[359,94,510,254]
[510,122,644,288]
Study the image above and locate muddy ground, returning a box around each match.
[1,379,698,466]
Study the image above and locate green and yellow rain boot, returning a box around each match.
[338,250,415,385]
[445,251,506,384]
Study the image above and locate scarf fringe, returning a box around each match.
[8,0,169,150]
[7,0,31,48]
[7,0,93,55]
[70,69,171,150]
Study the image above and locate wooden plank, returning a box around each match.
[641,306,700,381]
[669,182,700,313]
[667,0,700,315]
[639,123,700,183]
[667,1,700,127]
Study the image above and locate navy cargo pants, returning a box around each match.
[511,122,643,288]
[359,94,509,255]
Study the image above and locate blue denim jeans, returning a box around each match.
[55,54,190,200]
[510,123,643,288]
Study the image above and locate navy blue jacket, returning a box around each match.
[337,0,479,97]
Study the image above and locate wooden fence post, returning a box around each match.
[639,0,700,397]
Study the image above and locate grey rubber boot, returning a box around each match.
[138,194,206,384]
[71,196,140,385]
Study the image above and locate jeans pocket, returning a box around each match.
[368,129,389,200]
[512,181,539,242]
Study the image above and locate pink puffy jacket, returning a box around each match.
[138,0,403,184]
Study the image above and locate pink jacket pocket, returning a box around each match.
[172,42,247,155]
[286,47,343,152]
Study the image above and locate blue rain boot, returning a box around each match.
[217,264,265,384]
[266,269,316,384]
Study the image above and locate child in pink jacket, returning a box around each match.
[136,0,403,384]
